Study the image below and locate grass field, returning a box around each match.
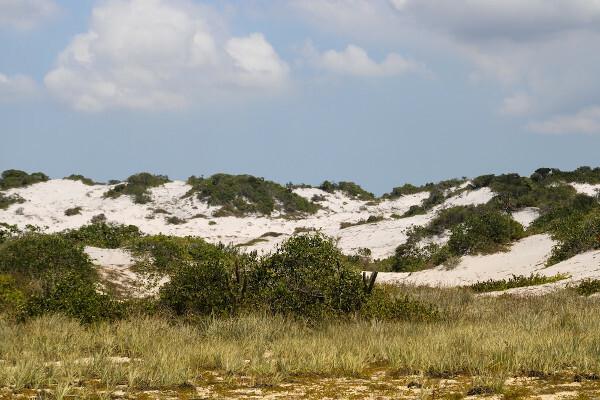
[2,287,600,398]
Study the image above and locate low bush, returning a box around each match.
[64,174,97,185]
[575,279,600,296]
[0,223,20,244]
[401,189,446,217]
[104,172,170,204]
[248,234,366,319]
[359,285,439,321]
[319,181,375,200]
[0,233,93,281]
[340,215,384,229]
[165,216,186,225]
[547,208,600,265]
[447,210,524,256]
[23,270,124,323]
[0,169,48,190]
[0,192,24,210]
[468,274,569,293]
[186,174,319,216]
[62,222,142,248]
[385,178,465,199]
[64,206,82,216]
[392,242,450,272]
[0,274,26,313]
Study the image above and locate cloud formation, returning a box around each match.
[528,106,600,135]
[44,0,289,111]
[0,0,58,30]
[0,73,37,101]
[309,44,422,77]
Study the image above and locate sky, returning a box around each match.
[1,0,600,194]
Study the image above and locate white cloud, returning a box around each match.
[499,93,532,116]
[528,107,600,135]
[44,0,289,112]
[311,44,423,77]
[0,0,58,30]
[0,73,37,101]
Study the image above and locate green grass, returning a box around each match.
[2,288,600,390]
[468,274,569,293]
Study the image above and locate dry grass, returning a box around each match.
[1,287,600,392]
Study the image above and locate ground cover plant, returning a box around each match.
[468,273,569,293]
[186,173,319,216]
[104,172,170,204]
[0,169,48,190]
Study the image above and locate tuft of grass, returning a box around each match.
[468,273,569,293]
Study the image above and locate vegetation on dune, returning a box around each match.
[339,214,384,229]
[385,178,465,199]
[0,192,25,210]
[575,279,600,296]
[64,206,82,216]
[319,180,375,201]
[104,172,170,204]
[64,174,98,186]
[468,273,569,293]
[186,173,319,216]
[62,222,142,249]
[545,207,600,265]
[0,169,49,190]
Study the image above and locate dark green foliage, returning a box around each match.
[546,208,600,265]
[447,210,525,256]
[186,174,319,216]
[530,166,600,184]
[359,285,439,321]
[392,242,450,272]
[0,233,93,280]
[159,257,237,316]
[249,234,366,319]
[0,274,25,313]
[575,279,600,296]
[24,270,123,323]
[62,222,142,248]
[468,274,568,293]
[129,235,225,275]
[0,223,20,244]
[385,178,464,199]
[104,172,170,204]
[65,174,97,185]
[319,181,375,200]
[64,206,82,216]
[401,189,447,217]
[165,216,186,225]
[340,215,384,229]
[0,169,49,190]
[0,192,24,210]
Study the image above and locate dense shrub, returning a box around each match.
[0,233,93,280]
[319,181,375,201]
[0,193,25,210]
[530,166,600,184]
[547,208,600,265]
[249,234,366,319]
[104,172,170,204]
[0,274,25,313]
[0,169,48,190]
[129,235,226,275]
[186,174,319,216]
[385,178,464,199]
[392,242,450,272]
[159,257,238,316]
[62,222,142,248]
[447,210,525,256]
[359,285,439,321]
[0,223,20,244]
[468,274,568,293]
[24,270,123,323]
[65,174,97,185]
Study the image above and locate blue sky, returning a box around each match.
[1,0,600,194]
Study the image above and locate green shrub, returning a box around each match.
[165,216,186,225]
[0,274,26,313]
[0,233,93,280]
[0,169,49,190]
[0,192,25,210]
[319,181,375,200]
[340,215,384,229]
[547,208,600,265]
[64,174,97,185]
[468,274,569,293]
[359,286,439,321]
[23,270,123,323]
[62,222,142,248]
[64,206,82,216]
[385,178,464,199]
[248,234,366,319]
[0,223,20,244]
[447,210,525,256]
[575,279,600,296]
[104,172,170,204]
[186,174,319,216]
[159,257,238,316]
[401,189,446,217]
[392,242,450,272]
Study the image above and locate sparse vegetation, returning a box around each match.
[186,173,319,216]
[0,192,24,210]
[104,172,170,204]
[64,206,82,216]
[319,180,375,200]
[340,214,384,229]
[468,273,569,293]
[64,174,97,185]
[0,169,49,190]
